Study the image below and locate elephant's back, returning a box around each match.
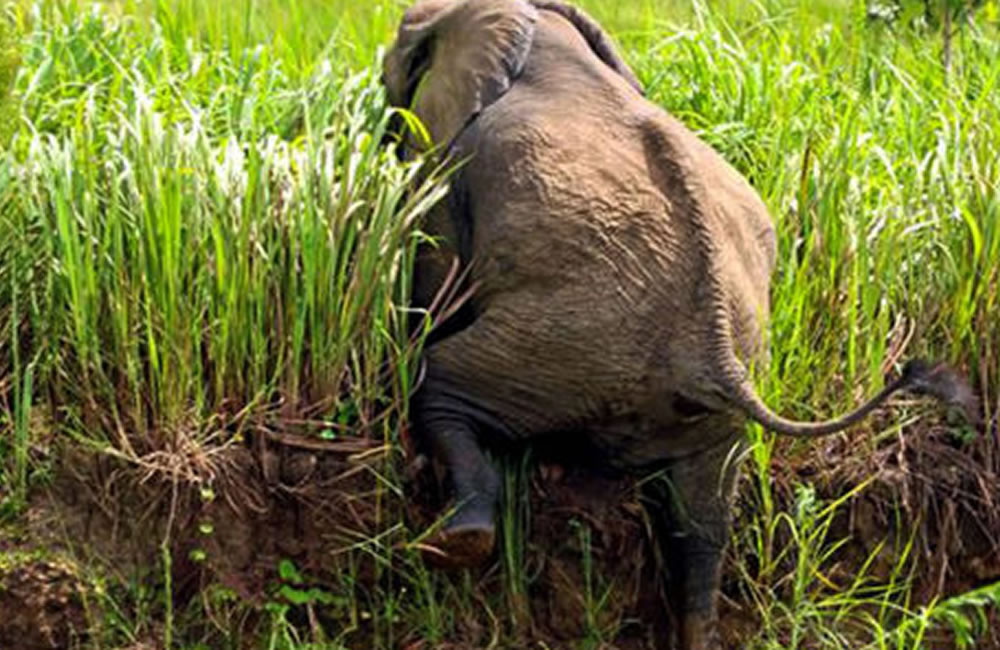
[460,106,688,316]
[443,45,777,440]
[462,97,773,364]
[453,111,715,417]
[481,0,775,366]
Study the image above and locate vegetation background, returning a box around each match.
[0,0,998,648]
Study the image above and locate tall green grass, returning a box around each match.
[0,13,16,132]
[1,0,998,648]
[632,4,1000,647]
[1,0,449,469]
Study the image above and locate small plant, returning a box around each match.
[500,452,532,629]
[262,559,359,649]
[571,518,619,648]
[873,579,1000,649]
[274,559,337,610]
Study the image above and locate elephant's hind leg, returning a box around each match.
[414,388,501,568]
[644,428,746,650]
[413,305,594,568]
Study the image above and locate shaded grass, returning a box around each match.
[0,0,998,648]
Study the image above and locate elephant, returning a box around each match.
[381,1,976,648]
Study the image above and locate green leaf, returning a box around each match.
[278,584,312,606]
[278,558,303,584]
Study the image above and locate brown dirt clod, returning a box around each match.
[0,558,88,650]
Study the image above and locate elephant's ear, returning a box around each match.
[531,1,643,95]
[384,0,538,150]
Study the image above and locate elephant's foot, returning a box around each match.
[412,393,501,569]
[679,610,719,650]
[422,522,496,569]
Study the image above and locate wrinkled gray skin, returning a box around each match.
[382,2,975,648]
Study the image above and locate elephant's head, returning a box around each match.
[383,0,643,153]
[383,0,538,153]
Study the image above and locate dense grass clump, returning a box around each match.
[0,16,17,138]
[0,1,998,648]
[1,2,448,454]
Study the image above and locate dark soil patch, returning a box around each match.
[0,556,88,649]
[3,408,998,649]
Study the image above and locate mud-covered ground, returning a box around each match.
[2,410,998,650]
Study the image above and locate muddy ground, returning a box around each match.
[1,410,998,649]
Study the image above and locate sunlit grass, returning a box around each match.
[0,0,451,467]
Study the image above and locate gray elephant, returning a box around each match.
[382,1,975,648]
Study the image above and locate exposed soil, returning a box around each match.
[0,555,88,649]
[1,408,998,650]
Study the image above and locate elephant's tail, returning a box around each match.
[724,359,979,438]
